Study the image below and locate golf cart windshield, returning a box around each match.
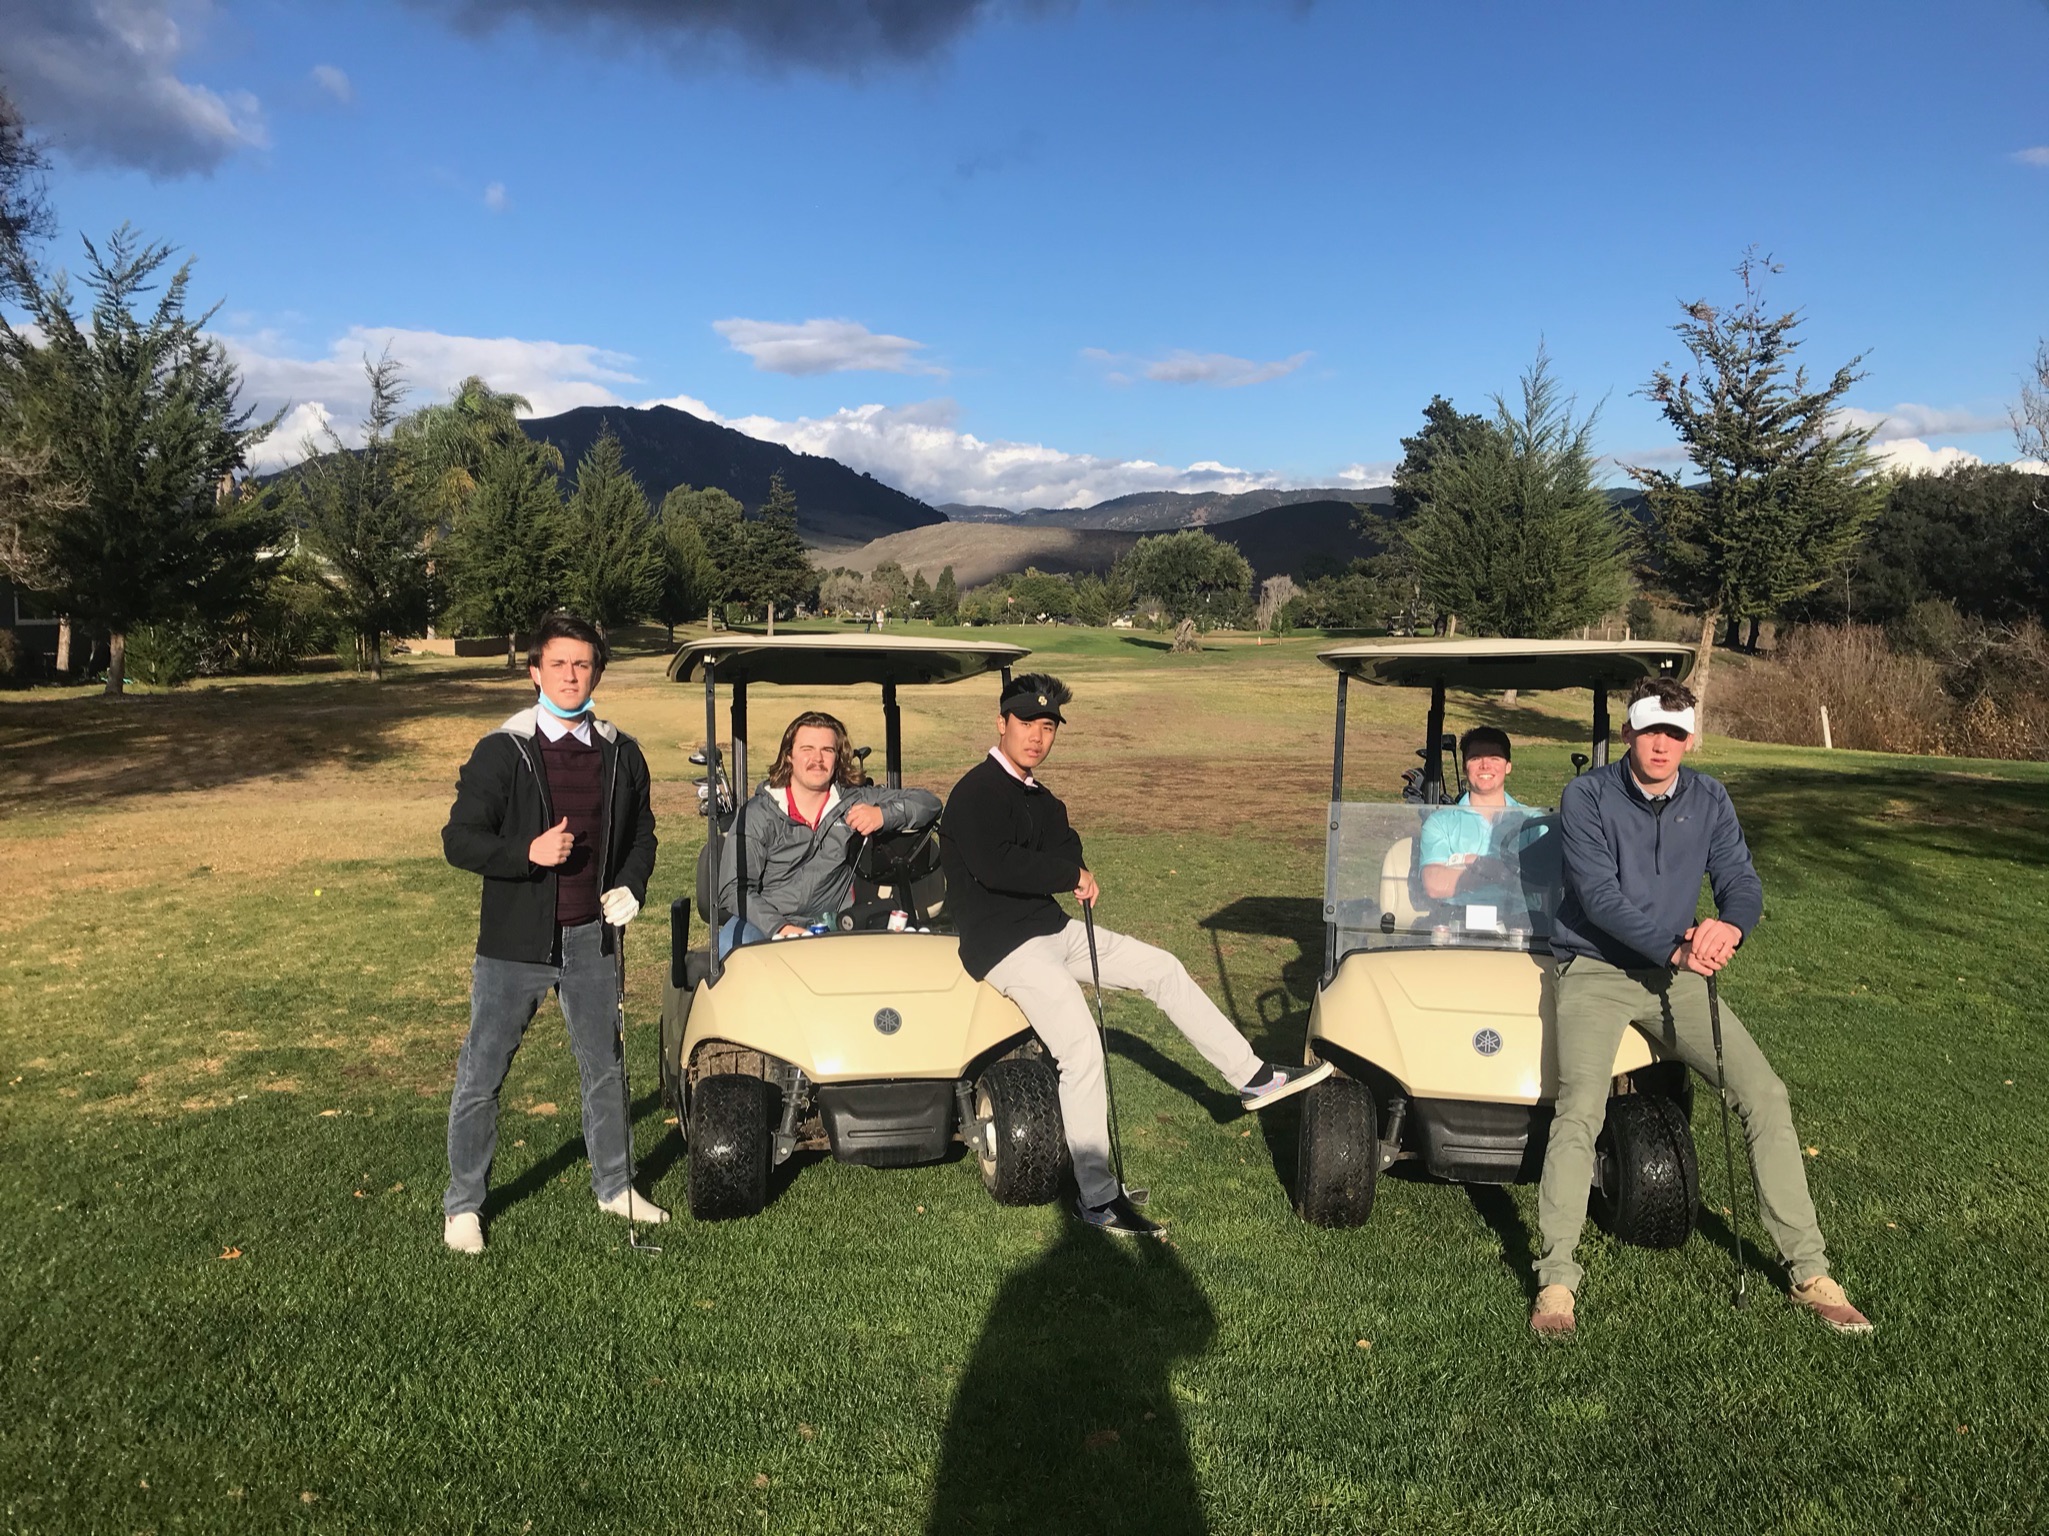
[1326,801,1562,959]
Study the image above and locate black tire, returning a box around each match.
[1295,1075,1379,1227]
[1591,1091,1698,1249]
[972,1057,1067,1206]
[688,1073,773,1220]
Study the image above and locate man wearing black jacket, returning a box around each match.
[942,673,1328,1237]
[438,612,660,1254]
[1530,676,1871,1336]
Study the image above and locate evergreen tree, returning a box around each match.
[0,83,53,303]
[0,227,281,693]
[732,472,816,619]
[909,568,933,616]
[559,427,661,634]
[1390,395,1495,520]
[1399,348,1633,639]
[933,565,960,623]
[298,354,436,678]
[655,503,721,642]
[1121,528,1254,627]
[659,484,745,607]
[1628,254,1883,714]
[442,434,566,665]
[869,559,911,616]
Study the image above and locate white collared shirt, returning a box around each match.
[536,709,594,746]
[987,745,1037,788]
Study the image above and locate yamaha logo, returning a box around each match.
[1472,1028,1503,1057]
[874,1007,903,1036]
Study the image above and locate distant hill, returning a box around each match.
[938,485,1390,531]
[835,496,1390,588]
[519,404,945,549]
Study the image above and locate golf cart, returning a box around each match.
[1295,639,1703,1245]
[661,634,1069,1219]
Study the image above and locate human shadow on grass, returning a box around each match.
[485,1087,675,1225]
[926,1222,1214,1536]
[1104,1027,1241,1126]
[0,666,533,813]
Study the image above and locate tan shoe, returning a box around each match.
[1530,1284,1576,1337]
[1791,1275,1873,1334]
[443,1212,484,1254]
[598,1189,670,1224]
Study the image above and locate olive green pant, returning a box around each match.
[1534,956,1830,1292]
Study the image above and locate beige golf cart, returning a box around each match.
[660,634,1068,1219]
[1295,639,1703,1245]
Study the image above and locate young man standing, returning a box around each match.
[941,673,1330,1237]
[716,710,942,953]
[439,612,661,1253]
[1530,676,1871,1336]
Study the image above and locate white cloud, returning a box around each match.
[1836,402,2010,442]
[713,317,942,376]
[231,327,642,468]
[1085,347,1311,389]
[310,64,353,104]
[1870,438,1982,476]
[4,0,266,177]
[1334,462,1397,489]
[245,402,337,473]
[2014,147,2049,168]
[483,181,511,212]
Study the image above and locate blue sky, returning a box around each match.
[4,0,2045,506]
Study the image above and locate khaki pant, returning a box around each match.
[1535,956,1830,1291]
[985,921,1264,1207]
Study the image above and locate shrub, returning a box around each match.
[125,622,203,688]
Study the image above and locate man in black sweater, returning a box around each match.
[439,612,660,1254]
[942,673,1329,1236]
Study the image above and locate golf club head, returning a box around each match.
[628,1231,663,1255]
[1122,1185,1150,1207]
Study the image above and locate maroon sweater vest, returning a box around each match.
[536,730,604,927]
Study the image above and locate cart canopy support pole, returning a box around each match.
[882,679,902,789]
[704,664,723,983]
[1423,680,1447,805]
[1323,672,1348,984]
[731,680,749,937]
[1591,684,1610,767]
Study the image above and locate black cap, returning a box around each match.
[1000,681,1066,724]
[1459,725,1511,761]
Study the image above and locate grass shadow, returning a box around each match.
[0,665,532,813]
[926,1222,1214,1535]
[1106,1027,1241,1125]
[1466,1184,1538,1300]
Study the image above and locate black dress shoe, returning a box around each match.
[1074,1192,1166,1238]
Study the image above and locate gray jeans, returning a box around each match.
[985,921,1264,1207]
[444,920,630,1216]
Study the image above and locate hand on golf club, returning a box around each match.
[1074,869,1100,905]
[600,887,640,927]
[843,803,886,835]
[1672,918,1742,976]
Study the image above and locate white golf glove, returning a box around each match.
[600,887,640,927]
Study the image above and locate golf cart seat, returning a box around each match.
[1378,837,1433,933]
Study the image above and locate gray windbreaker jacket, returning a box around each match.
[716,781,941,934]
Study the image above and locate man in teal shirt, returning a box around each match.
[1419,727,1527,909]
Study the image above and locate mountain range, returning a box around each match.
[939,485,1394,531]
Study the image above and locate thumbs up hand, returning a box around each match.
[529,817,575,868]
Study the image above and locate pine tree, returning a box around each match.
[559,427,661,634]
[732,472,815,620]
[1628,254,1883,715]
[933,565,959,624]
[298,354,436,678]
[1398,349,1633,639]
[0,228,281,692]
[909,568,933,617]
[442,434,566,665]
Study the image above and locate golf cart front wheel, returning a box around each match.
[972,1057,1066,1206]
[688,1073,773,1220]
[1591,1091,1698,1249]
[1295,1075,1378,1227]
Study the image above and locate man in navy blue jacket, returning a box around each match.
[1530,676,1871,1337]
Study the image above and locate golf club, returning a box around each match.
[1080,898,1147,1207]
[1707,971,1747,1308]
[613,925,661,1255]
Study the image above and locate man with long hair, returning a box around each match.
[439,611,660,1253]
[1530,675,1872,1336]
[941,673,1330,1237]
[716,710,941,953]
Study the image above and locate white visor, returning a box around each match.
[1627,697,1696,735]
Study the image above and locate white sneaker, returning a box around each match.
[597,1189,670,1224]
[443,1212,485,1254]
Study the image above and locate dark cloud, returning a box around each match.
[0,0,264,178]
[418,0,1002,68]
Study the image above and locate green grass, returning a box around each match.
[2,641,2046,1534]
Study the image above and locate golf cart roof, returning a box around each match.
[1318,639,1695,692]
[668,633,1030,688]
